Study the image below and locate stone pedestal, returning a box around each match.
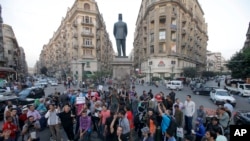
[111,57,132,90]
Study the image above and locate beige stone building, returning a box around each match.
[133,0,208,81]
[39,0,114,82]
[206,51,229,73]
[2,24,28,80]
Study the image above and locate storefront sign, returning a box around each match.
[158,61,165,67]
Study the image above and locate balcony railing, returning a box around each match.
[81,32,94,37]
[73,33,78,38]
[82,44,94,48]
[73,44,78,49]
[81,21,94,26]
[170,24,177,31]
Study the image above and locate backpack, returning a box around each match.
[166,116,177,135]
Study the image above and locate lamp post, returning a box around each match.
[82,63,85,83]
[171,60,176,80]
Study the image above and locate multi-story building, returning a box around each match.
[133,0,208,81]
[39,0,114,82]
[0,5,6,67]
[243,22,250,49]
[1,24,28,80]
[19,47,28,78]
[206,51,229,73]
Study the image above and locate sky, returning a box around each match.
[1,0,250,68]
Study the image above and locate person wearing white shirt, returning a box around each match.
[184,95,195,135]
[172,98,184,115]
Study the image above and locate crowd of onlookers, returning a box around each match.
[0,83,233,141]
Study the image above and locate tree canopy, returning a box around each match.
[226,46,250,79]
[183,67,197,78]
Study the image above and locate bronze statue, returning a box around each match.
[113,14,127,57]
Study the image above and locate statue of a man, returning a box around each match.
[113,14,127,57]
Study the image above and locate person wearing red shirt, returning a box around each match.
[125,105,134,141]
[2,116,18,140]
[99,105,110,139]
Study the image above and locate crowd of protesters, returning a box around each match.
[0,83,233,141]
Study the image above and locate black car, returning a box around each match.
[0,96,19,120]
[18,87,45,105]
[193,86,218,95]
[233,110,250,125]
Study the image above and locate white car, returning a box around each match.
[50,81,58,86]
[210,89,236,107]
[166,80,183,91]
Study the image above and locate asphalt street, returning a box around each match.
[1,80,249,141]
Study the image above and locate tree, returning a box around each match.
[183,67,197,78]
[40,66,48,75]
[226,47,250,79]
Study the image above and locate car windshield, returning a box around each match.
[19,89,31,98]
[245,85,250,90]
[216,91,230,96]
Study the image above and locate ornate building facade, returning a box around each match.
[133,0,208,81]
[2,24,28,80]
[39,0,114,82]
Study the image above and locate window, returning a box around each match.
[86,62,90,68]
[8,50,11,54]
[159,30,166,40]
[159,43,166,53]
[85,16,89,23]
[150,45,154,54]
[171,32,176,41]
[83,27,92,34]
[84,3,90,10]
[83,38,92,46]
[150,33,154,42]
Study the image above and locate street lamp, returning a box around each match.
[148,61,152,85]
[82,63,85,82]
[171,60,176,80]
[148,66,151,85]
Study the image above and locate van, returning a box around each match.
[166,80,183,91]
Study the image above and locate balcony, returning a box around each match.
[73,33,78,38]
[81,32,94,37]
[170,24,177,31]
[96,34,100,39]
[0,57,7,63]
[73,21,78,27]
[171,12,177,18]
[81,21,94,26]
[182,16,187,23]
[82,44,94,48]
[73,44,78,49]
[143,21,147,27]
[181,28,186,34]
[181,42,186,47]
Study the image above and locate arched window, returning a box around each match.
[84,3,90,10]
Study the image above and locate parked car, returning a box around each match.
[210,89,236,107]
[38,80,48,87]
[0,95,19,120]
[193,86,218,95]
[233,110,250,125]
[50,81,58,86]
[166,80,183,91]
[191,82,204,91]
[17,87,45,105]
